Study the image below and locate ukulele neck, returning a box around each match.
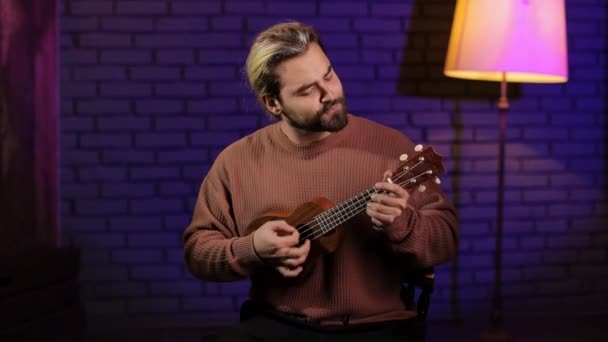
[309,186,383,239]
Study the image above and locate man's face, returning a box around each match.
[271,42,348,133]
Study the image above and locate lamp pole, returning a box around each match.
[480,73,510,342]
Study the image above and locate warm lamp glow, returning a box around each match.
[444,0,568,83]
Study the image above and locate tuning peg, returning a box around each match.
[415,144,423,152]
[418,185,427,192]
[435,177,441,184]
[399,154,408,161]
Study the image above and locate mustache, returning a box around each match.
[320,97,345,115]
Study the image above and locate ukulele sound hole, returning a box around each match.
[296,224,311,244]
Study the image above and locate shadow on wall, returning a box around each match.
[395,0,523,322]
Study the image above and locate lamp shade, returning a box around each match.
[444,0,568,83]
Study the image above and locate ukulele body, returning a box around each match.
[244,197,346,276]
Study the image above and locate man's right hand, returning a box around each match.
[252,220,311,278]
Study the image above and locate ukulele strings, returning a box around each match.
[297,158,429,242]
[299,171,429,242]
[299,167,432,242]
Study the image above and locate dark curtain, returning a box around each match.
[0,0,59,253]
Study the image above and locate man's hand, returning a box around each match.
[252,220,311,277]
[366,170,410,229]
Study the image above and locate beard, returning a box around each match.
[282,97,349,133]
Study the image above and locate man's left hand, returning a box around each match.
[366,170,410,229]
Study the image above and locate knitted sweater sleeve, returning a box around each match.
[382,181,459,269]
[182,155,263,282]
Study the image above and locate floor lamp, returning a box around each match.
[443,0,568,340]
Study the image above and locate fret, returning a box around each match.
[318,212,330,234]
[327,208,339,230]
[314,216,322,235]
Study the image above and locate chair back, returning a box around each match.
[401,267,435,342]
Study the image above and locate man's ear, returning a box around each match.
[261,95,282,119]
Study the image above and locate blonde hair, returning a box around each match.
[245,21,324,112]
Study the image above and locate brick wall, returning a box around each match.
[60,0,608,328]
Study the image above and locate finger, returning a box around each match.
[300,239,311,254]
[292,240,310,261]
[367,201,401,216]
[365,203,398,224]
[291,239,310,255]
[274,234,300,249]
[371,217,384,228]
[366,207,397,225]
[383,169,394,180]
[277,238,311,258]
[270,225,300,248]
[374,181,407,198]
[274,246,301,258]
[270,220,297,235]
[276,265,302,278]
[371,194,404,209]
[281,253,307,268]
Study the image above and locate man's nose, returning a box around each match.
[320,85,336,103]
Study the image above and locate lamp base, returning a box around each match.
[478,326,511,342]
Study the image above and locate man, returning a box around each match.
[183,21,459,341]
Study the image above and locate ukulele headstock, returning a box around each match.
[392,144,445,192]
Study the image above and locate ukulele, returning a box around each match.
[244,145,446,276]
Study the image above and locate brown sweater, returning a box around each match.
[183,114,458,324]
